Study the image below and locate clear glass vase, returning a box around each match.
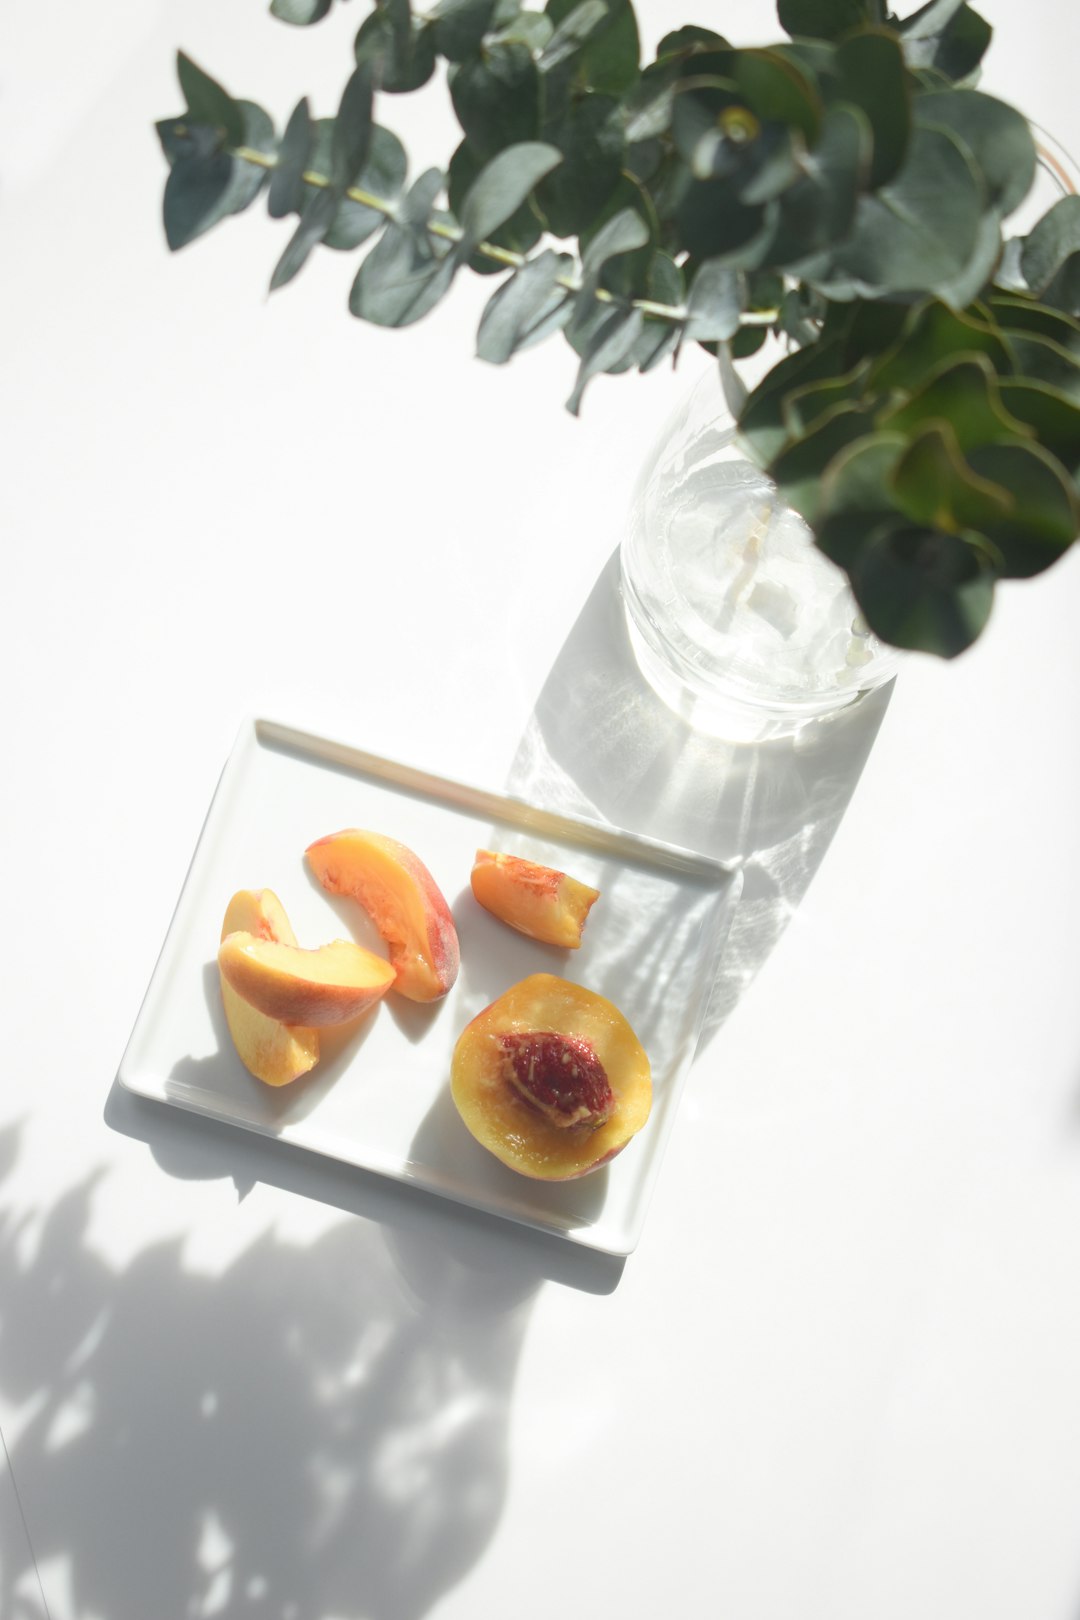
[620,366,903,741]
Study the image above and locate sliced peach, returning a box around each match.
[470,850,599,948]
[219,933,394,1027]
[218,890,319,1087]
[306,829,459,1002]
[450,973,652,1180]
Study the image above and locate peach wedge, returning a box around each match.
[450,973,652,1181]
[219,934,394,1027]
[306,829,459,1003]
[470,850,599,948]
[218,890,319,1087]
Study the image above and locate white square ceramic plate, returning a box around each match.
[118,718,740,1255]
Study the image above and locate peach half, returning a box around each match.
[450,973,652,1180]
[218,934,394,1027]
[218,890,319,1087]
[470,850,599,948]
[306,829,459,1003]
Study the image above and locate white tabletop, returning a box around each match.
[4,3,1080,1617]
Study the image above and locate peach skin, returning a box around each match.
[450,973,652,1181]
[219,934,395,1027]
[306,829,459,1002]
[470,850,599,948]
[218,890,319,1087]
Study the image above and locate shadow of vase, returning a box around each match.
[505,549,893,1049]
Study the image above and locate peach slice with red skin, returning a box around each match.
[470,851,600,948]
[450,973,652,1181]
[306,829,459,1002]
[219,934,394,1027]
[218,890,319,1087]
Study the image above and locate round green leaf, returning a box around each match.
[879,355,1033,450]
[546,0,639,96]
[832,28,910,188]
[850,521,996,657]
[916,88,1036,216]
[890,420,1012,535]
[996,379,1080,476]
[449,43,540,160]
[355,2,436,93]
[536,93,623,237]
[777,0,876,42]
[431,0,498,62]
[457,141,562,253]
[830,123,984,294]
[966,441,1080,576]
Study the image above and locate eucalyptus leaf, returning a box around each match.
[989,295,1080,352]
[270,186,339,290]
[537,93,623,237]
[763,102,869,271]
[566,306,644,413]
[890,421,1013,536]
[1021,196,1080,295]
[477,249,573,361]
[163,154,234,250]
[966,441,1079,575]
[269,99,314,219]
[1004,332,1080,403]
[777,0,876,42]
[355,0,436,93]
[332,63,374,189]
[831,28,910,188]
[177,53,245,149]
[880,355,1031,449]
[997,379,1080,475]
[830,124,984,295]
[449,43,540,159]
[431,0,497,62]
[325,125,408,249]
[916,89,1036,216]
[350,213,457,326]
[899,2,991,80]
[657,25,729,58]
[729,47,822,147]
[545,0,639,97]
[815,431,907,567]
[869,299,1014,391]
[458,142,562,254]
[676,177,768,264]
[162,101,274,249]
[850,521,996,657]
[899,0,967,39]
[270,0,334,22]
[156,118,223,167]
[539,0,610,73]
[769,402,878,522]
[683,260,743,341]
[448,141,542,266]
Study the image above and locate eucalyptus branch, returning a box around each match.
[156,1,1080,659]
[229,140,768,326]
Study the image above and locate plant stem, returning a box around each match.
[229,143,779,328]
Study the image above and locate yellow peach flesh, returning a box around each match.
[306,829,459,1002]
[471,851,599,948]
[219,933,395,1027]
[218,890,319,1087]
[450,973,651,1180]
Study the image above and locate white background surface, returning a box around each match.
[2,3,1080,1618]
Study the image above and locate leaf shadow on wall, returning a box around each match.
[8,1104,619,1620]
[507,549,894,1048]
